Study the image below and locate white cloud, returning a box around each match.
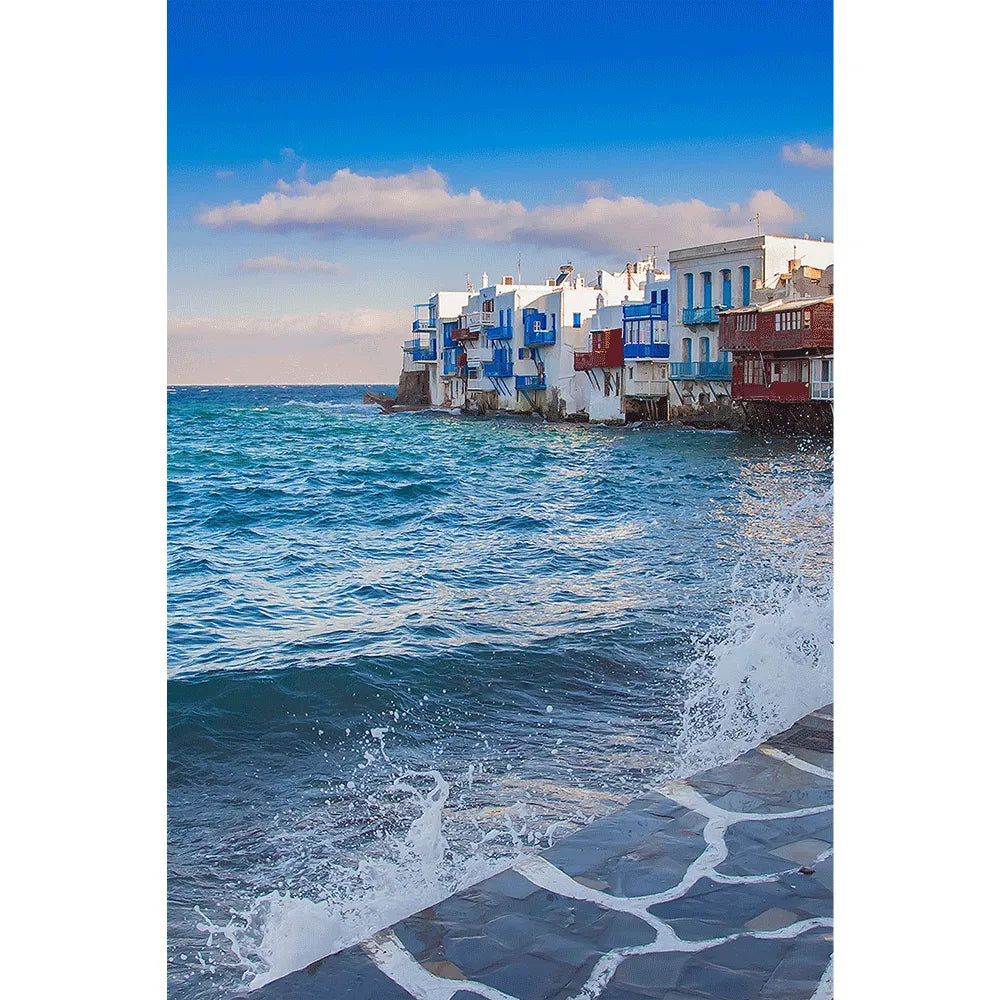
[239,255,344,274]
[781,141,834,169]
[168,307,409,384]
[198,167,800,256]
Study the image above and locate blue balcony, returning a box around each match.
[515,374,546,391]
[622,301,670,320]
[523,309,556,346]
[411,340,437,362]
[412,303,434,333]
[669,361,733,380]
[524,328,556,346]
[485,324,513,341]
[682,306,719,326]
[623,342,670,359]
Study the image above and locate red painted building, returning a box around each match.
[719,296,833,404]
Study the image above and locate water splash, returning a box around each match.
[678,484,833,772]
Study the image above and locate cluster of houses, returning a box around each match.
[399,234,834,431]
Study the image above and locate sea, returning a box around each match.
[167,383,833,998]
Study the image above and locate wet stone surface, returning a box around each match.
[251,706,834,1000]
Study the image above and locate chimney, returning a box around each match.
[481,272,488,289]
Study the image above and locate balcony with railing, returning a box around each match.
[523,309,556,346]
[411,339,437,363]
[628,379,671,397]
[575,329,623,371]
[622,300,670,320]
[465,346,494,364]
[485,323,513,341]
[412,303,435,334]
[682,306,720,326]
[623,341,670,360]
[484,353,513,377]
[669,361,732,380]
[515,374,546,391]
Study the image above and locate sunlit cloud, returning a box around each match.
[198,166,801,256]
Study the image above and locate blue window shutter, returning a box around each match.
[685,273,694,307]
[741,266,751,306]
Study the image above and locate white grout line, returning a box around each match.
[361,930,519,1000]
[810,955,834,998]
[758,744,834,780]
[362,778,834,1000]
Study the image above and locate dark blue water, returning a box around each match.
[167,384,832,997]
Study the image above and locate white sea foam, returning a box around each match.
[202,771,519,992]
[677,484,833,772]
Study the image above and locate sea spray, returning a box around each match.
[678,484,833,772]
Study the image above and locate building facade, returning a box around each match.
[665,236,834,412]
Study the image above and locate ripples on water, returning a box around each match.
[167,384,832,997]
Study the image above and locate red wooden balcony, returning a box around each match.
[574,329,623,371]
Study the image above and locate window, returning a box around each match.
[685,273,694,308]
[702,272,712,309]
[743,358,764,384]
[650,291,657,305]
[652,321,668,343]
[573,312,581,328]
[551,313,556,332]
[682,338,692,363]
[699,337,710,363]
[721,269,732,308]
[740,266,751,306]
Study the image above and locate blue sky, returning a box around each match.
[168,0,832,383]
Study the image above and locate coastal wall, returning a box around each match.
[253,705,834,1000]
[394,368,431,407]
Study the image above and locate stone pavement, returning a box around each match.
[251,706,833,1000]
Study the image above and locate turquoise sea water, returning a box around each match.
[167,384,832,997]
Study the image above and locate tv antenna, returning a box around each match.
[750,212,761,235]
[465,272,473,293]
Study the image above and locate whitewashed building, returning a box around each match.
[402,289,473,406]
[666,235,835,409]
